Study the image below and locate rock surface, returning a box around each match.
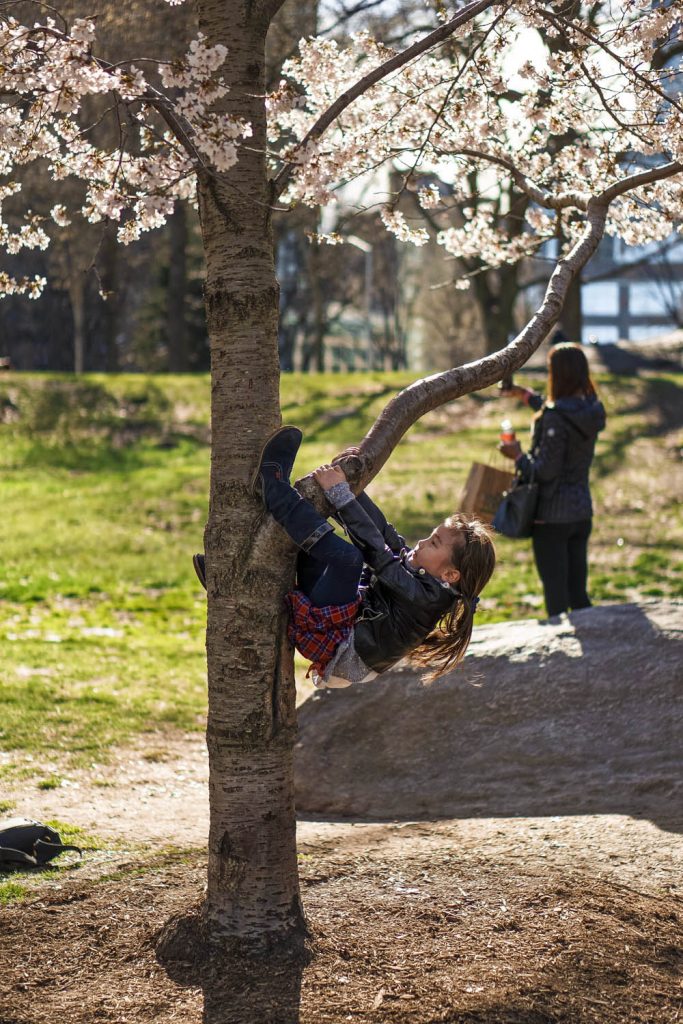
[294,602,682,824]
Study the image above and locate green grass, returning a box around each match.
[0,370,681,772]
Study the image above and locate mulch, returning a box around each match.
[1,840,682,1024]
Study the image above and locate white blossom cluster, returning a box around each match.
[0,18,249,295]
[0,0,681,299]
[268,1,683,277]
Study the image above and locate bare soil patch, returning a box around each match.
[1,732,211,847]
[1,816,682,1024]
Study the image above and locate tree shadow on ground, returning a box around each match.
[3,376,208,473]
[591,343,681,377]
[157,908,309,1024]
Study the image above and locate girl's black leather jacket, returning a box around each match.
[335,492,458,674]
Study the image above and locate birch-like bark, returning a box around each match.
[342,211,606,487]
[197,0,305,946]
[293,208,608,501]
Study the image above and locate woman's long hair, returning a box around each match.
[547,342,597,402]
[411,513,496,681]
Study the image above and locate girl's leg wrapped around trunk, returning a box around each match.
[264,474,363,606]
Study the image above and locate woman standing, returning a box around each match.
[499,342,606,618]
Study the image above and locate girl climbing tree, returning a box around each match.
[0,0,681,954]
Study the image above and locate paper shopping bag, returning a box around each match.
[459,462,515,522]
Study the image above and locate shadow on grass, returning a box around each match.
[17,432,207,475]
[285,383,397,445]
[595,375,683,479]
[2,376,209,474]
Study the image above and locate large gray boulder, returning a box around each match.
[294,602,682,824]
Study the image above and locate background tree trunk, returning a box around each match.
[561,272,583,343]
[166,205,189,372]
[69,273,86,374]
[473,270,518,355]
[306,234,326,372]
[100,226,121,372]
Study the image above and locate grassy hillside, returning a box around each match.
[0,370,681,771]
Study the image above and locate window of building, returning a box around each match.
[613,235,683,262]
[582,325,619,344]
[582,282,619,315]
[628,281,676,317]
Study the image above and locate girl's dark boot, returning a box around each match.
[193,427,325,590]
[250,425,303,495]
[252,426,334,552]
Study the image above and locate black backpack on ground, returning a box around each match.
[0,817,83,868]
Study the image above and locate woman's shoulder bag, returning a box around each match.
[492,469,538,539]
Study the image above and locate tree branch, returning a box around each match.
[271,0,503,201]
[295,160,683,501]
[596,160,683,203]
[447,148,591,210]
[538,6,683,119]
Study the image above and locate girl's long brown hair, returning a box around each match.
[411,513,496,681]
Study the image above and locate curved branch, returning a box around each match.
[595,159,682,203]
[297,159,682,503]
[271,0,503,201]
[449,148,590,209]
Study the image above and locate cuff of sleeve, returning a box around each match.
[325,481,355,509]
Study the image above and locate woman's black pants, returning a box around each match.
[532,519,593,617]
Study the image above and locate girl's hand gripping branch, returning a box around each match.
[313,463,348,490]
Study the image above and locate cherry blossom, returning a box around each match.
[0,0,680,298]
[0,15,249,295]
[267,2,682,278]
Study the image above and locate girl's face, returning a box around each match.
[407,524,461,585]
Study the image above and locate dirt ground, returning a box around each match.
[1,734,682,1023]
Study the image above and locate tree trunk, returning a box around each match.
[166,204,189,372]
[99,226,121,372]
[306,234,325,372]
[69,273,86,374]
[196,0,306,948]
[473,265,519,357]
[560,271,583,343]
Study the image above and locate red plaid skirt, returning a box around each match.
[285,589,361,677]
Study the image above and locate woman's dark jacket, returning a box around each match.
[516,393,606,523]
[335,493,458,674]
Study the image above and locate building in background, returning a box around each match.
[580,235,683,344]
